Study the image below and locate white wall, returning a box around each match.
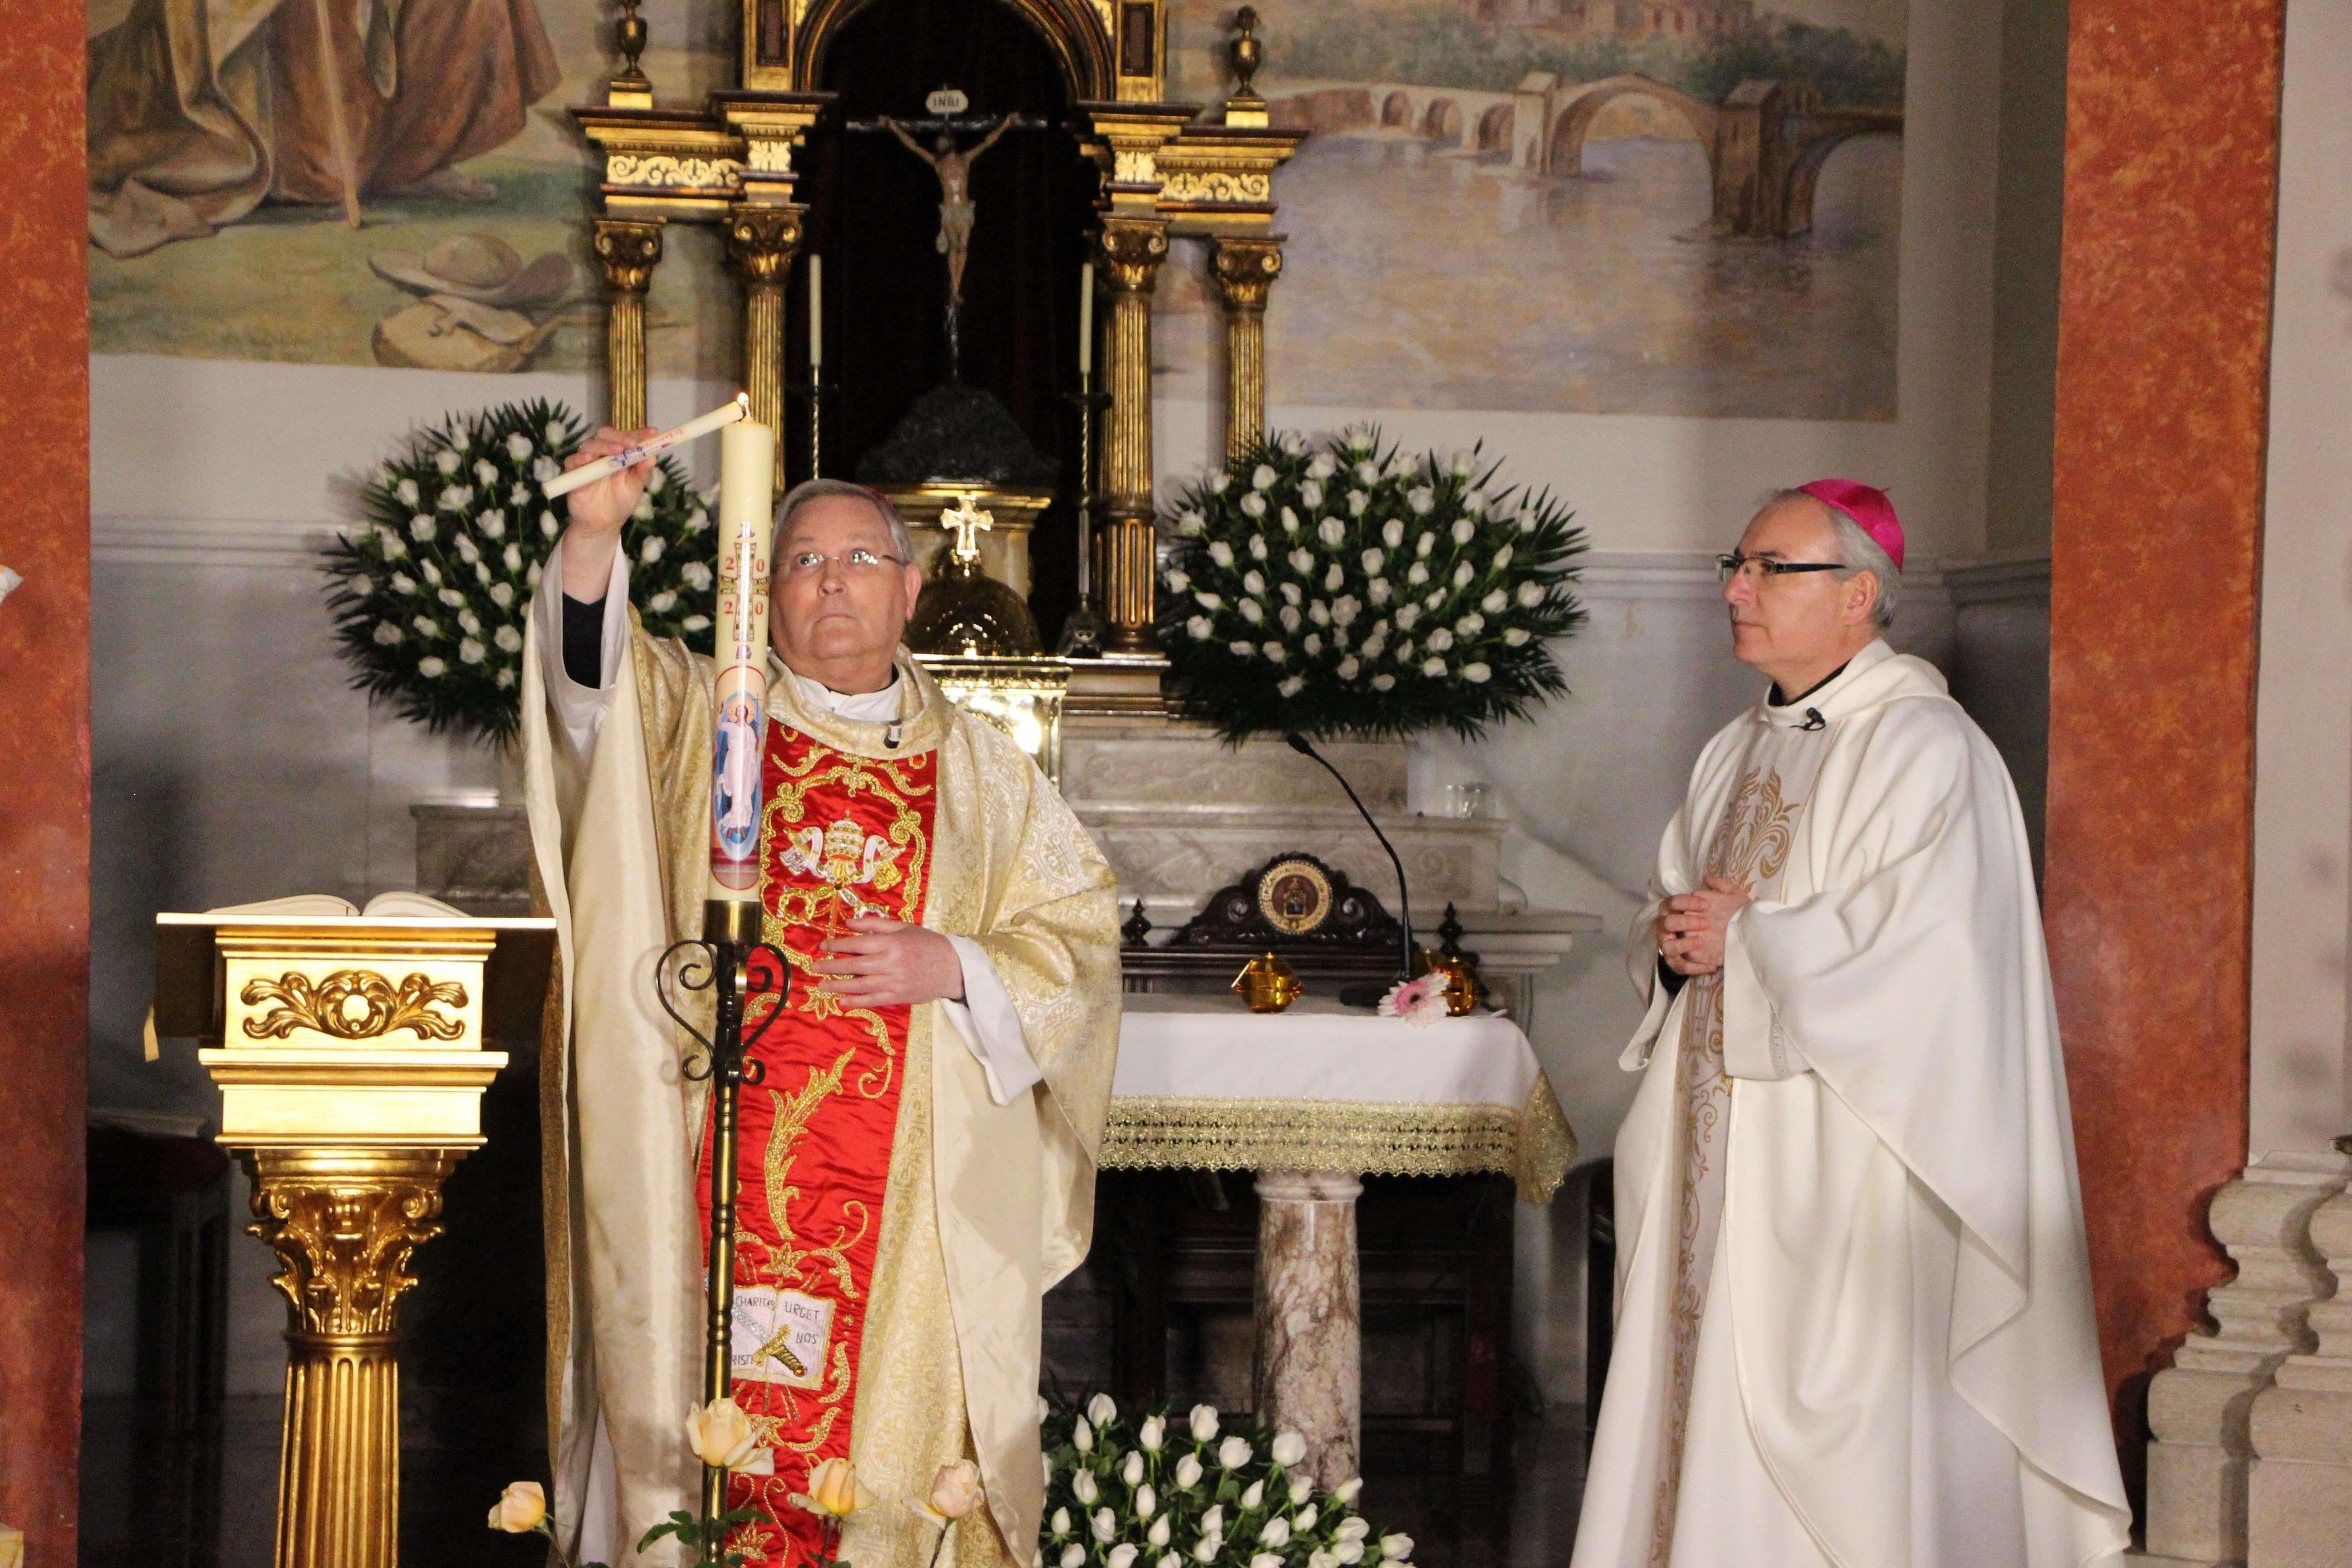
[2248,0,2352,1161]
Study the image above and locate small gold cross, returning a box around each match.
[939,493,994,561]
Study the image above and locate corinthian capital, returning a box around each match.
[593,219,665,295]
[1212,238,1284,312]
[725,203,806,285]
[1097,219,1171,294]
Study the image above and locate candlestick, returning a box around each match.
[708,418,776,900]
[807,255,823,373]
[542,394,750,500]
[1078,262,1093,378]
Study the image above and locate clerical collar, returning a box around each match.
[774,660,902,723]
[1768,662,1851,709]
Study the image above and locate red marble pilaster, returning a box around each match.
[0,3,91,1559]
[2046,0,2283,1501]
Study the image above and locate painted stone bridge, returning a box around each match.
[1272,74,1904,239]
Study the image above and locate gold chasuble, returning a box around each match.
[518,611,1122,1568]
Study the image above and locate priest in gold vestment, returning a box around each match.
[518,431,1122,1568]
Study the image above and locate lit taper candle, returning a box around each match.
[708,415,776,900]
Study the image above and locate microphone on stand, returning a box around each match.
[1283,731,1416,1003]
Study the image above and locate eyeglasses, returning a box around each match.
[1715,552,1847,586]
[783,547,906,580]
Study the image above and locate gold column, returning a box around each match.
[1095,216,1171,653]
[725,202,805,495]
[250,1149,459,1568]
[1211,237,1283,461]
[594,217,665,433]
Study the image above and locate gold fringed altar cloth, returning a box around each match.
[1100,996,1575,1202]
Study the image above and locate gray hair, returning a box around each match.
[775,478,916,567]
[1770,488,1899,628]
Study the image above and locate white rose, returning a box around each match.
[646,466,666,495]
[1074,1417,1095,1455]
[473,560,492,586]
[1166,568,1191,593]
[1291,1492,1315,1518]
[397,477,421,505]
[435,450,460,475]
[540,511,560,539]
[1188,615,1214,640]
[1362,632,1386,657]
[474,458,498,487]
[1280,581,1303,606]
[682,561,713,591]
[1087,1393,1117,1429]
[1289,548,1315,575]
[389,573,417,596]
[1279,430,1304,453]
[1347,490,1369,516]
[1504,627,1531,646]
[418,656,447,677]
[1251,1557,1283,1568]
[1334,1544,1364,1565]
[410,515,437,541]
[1462,492,1486,518]
[1427,628,1454,652]
[1456,612,1485,636]
[1052,1507,1072,1537]
[1279,604,1302,632]
[1324,564,1344,591]
[1179,510,1206,536]
[1451,518,1475,545]
[1262,642,1285,664]
[681,613,707,631]
[1149,1516,1172,1548]
[504,544,523,572]
[439,588,465,608]
[1406,487,1434,515]
[1464,662,1492,682]
[1278,675,1304,697]
[1482,588,1508,613]
[1332,596,1360,627]
[1062,1546,1087,1568]
[506,433,533,462]
[1381,518,1403,549]
[1209,472,1231,493]
[1368,580,1391,606]
[1422,656,1446,676]
[1302,633,1322,655]
[1190,1406,1220,1443]
[1406,563,1429,587]
[1372,673,1395,691]
[1240,1480,1264,1510]
[1240,492,1268,518]
[1317,517,1346,548]
[1259,1518,1291,1548]
[1426,588,1446,609]
[1395,639,1413,661]
[1209,541,1234,568]
[1518,581,1545,608]
[1494,544,1514,568]
[1108,1546,1139,1568]
[1092,1508,1116,1542]
[1137,1483,1157,1519]
[1333,1480,1362,1506]
[1337,656,1360,679]
[495,666,516,690]
[1453,561,1474,587]
[1217,1436,1252,1470]
[1354,460,1379,485]
[1308,601,1331,626]
[1252,464,1277,491]
[372,622,403,646]
[1299,480,1324,508]
[1195,591,1224,611]
[1176,1453,1205,1490]
[649,590,677,613]
[1240,600,1263,623]
[421,560,442,585]
[1122,1451,1145,1487]
[1250,535,1269,561]
[1336,1519,1370,1541]
[1361,549,1384,575]
[495,625,523,653]
[452,426,472,452]
[1416,533,1436,558]
[1230,641,1256,657]
[1280,506,1301,534]
[640,536,664,563]
[1243,570,1266,595]
[1380,1536,1414,1561]
[479,510,507,539]
[1308,452,1337,480]
[1191,1543,1219,1565]
[1201,1506,1225,1540]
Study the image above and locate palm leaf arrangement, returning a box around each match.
[1157,429,1586,742]
[323,397,720,745]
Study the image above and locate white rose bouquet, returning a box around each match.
[1159,429,1584,742]
[325,397,720,745]
[1042,1395,1410,1568]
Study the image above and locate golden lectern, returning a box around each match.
[153,910,556,1568]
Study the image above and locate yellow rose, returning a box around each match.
[927,1459,985,1521]
[798,1456,875,1518]
[686,1398,771,1474]
[487,1480,546,1533]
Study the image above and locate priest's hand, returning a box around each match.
[557,425,657,600]
[809,915,968,1006]
[1656,876,1752,975]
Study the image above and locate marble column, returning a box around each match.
[0,0,92,1555]
[1251,1170,1362,1489]
[2045,0,2284,1466]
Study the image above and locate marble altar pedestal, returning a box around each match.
[1251,1171,1364,1489]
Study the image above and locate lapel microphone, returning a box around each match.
[1800,708,1826,732]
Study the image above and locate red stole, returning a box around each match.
[696,722,937,1568]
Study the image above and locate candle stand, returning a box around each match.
[654,900,796,1558]
[784,380,838,483]
[1058,383,1114,658]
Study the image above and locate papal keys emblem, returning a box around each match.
[779,815,906,929]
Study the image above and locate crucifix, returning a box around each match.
[941,493,995,562]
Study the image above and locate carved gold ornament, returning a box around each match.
[1160,169,1271,204]
[608,153,746,190]
[1254,856,1333,935]
[240,970,469,1042]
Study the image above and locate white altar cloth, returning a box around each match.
[1102,995,1575,1201]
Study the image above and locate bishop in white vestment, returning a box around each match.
[1572,482,2130,1568]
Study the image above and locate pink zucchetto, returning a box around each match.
[1797,478,1904,572]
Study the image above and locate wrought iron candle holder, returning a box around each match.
[655,899,796,1556]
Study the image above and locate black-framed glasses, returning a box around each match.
[1715,552,1847,586]
[783,547,906,579]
